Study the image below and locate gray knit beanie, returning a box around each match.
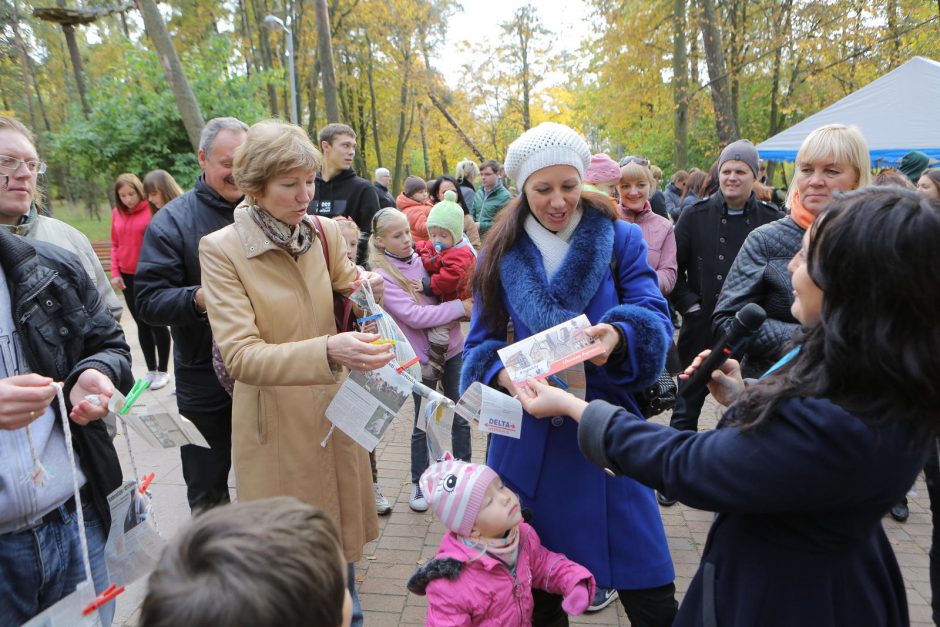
[718,139,760,177]
[503,123,591,191]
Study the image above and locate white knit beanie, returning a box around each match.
[503,122,592,191]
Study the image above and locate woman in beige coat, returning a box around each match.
[199,120,394,626]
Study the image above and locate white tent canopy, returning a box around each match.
[757,56,940,165]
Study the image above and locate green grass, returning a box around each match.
[48,201,112,243]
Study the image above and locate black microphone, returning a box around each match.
[680,303,766,398]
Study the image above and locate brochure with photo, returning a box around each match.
[497,314,604,385]
[325,363,412,451]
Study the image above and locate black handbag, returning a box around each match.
[636,369,678,418]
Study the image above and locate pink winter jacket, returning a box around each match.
[617,201,678,296]
[408,522,595,626]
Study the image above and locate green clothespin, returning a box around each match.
[120,377,151,415]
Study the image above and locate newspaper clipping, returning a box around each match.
[104,481,165,586]
[325,364,412,451]
[21,580,101,627]
[455,382,523,439]
[107,390,209,449]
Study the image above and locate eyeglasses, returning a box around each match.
[0,155,47,175]
[619,156,650,167]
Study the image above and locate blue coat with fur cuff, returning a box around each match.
[461,206,675,590]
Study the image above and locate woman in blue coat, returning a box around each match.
[462,122,677,625]
[516,187,940,626]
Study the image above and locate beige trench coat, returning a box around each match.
[199,207,378,562]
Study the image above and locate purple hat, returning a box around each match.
[419,455,500,536]
[585,153,622,184]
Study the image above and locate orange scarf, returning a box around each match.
[790,191,815,230]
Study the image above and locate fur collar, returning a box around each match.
[500,207,614,334]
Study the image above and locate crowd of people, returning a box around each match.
[1,108,940,627]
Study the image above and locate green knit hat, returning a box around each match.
[426,190,464,245]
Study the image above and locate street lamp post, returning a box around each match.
[263,15,297,125]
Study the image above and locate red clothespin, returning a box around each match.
[396,356,420,373]
[139,472,155,494]
[82,584,125,616]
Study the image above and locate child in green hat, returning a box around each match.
[411,190,478,380]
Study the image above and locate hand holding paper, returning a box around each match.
[69,369,114,425]
[516,378,588,422]
[326,332,395,371]
[583,323,620,366]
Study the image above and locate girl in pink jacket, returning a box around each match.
[408,456,595,626]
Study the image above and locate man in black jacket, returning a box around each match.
[669,140,780,444]
[135,117,247,513]
[308,123,381,264]
[0,227,132,624]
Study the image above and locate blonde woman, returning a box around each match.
[714,123,871,378]
[198,119,392,627]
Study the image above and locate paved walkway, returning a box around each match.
[110,303,935,625]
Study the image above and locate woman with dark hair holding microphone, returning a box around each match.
[516,187,940,626]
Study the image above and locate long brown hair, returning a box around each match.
[114,173,146,213]
[472,189,617,331]
[143,169,184,212]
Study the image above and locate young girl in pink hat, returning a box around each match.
[408,455,595,625]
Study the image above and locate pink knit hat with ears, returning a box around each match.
[419,454,500,536]
[584,153,622,184]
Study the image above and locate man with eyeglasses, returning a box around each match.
[0,116,123,323]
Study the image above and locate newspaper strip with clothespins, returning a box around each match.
[107,382,208,449]
[350,280,422,380]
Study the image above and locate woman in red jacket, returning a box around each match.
[111,173,172,390]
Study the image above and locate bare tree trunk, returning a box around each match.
[252,0,280,117]
[418,103,430,179]
[518,28,531,130]
[56,0,91,117]
[766,0,793,186]
[672,0,689,170]
[366,36,382,166]
[9,1,38,131]
[427,92,485,162]
[697,0,739,145]
[887,0,900,67]
[307,62,319,136]
[136,0,205,151]
[392,61,411,193]
[314,0,340,123]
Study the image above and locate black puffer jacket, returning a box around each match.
[712,216,803,378]
[135,176,239,413]
[0,228,133,529]
[308,168,381,264]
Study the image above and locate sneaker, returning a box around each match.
[149,371,171,391]
[142,371,156,384]
[587,587,619,612]
[409,484,429,512]
[374,483,391,515]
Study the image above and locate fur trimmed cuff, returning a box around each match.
[460,339,508,395]
[600,304,670,390]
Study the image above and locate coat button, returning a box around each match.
[604,468,616,477]
[551,416,564,427]
[45,299,54,307]
[721,218,727,224]
[718,254,724,261]
[59,327,69,337]
[719,237,726,243]
[717,274,723,280]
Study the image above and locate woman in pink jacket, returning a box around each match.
[369,208,473,513]
[408,456,595,626]
[616,159,677,296]
[110,172,171,389]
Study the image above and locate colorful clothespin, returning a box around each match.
[82,584,125,616]
[396,356,420,373]
[370,339,397,345]
[357,313,384,324]
[139,472,155,494]
[120,377,151,416]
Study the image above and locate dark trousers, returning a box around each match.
[924,439,940,625]
[670,309,713,432]
[532,583,678,627]
[122,273,171,372]
[181,406,233,513]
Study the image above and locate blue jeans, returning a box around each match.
[411,354,471,483]
[348,563,363,627]
[0,497,113,626]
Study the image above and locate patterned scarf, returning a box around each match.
[460,524,521,569]
[248,205,314,259]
